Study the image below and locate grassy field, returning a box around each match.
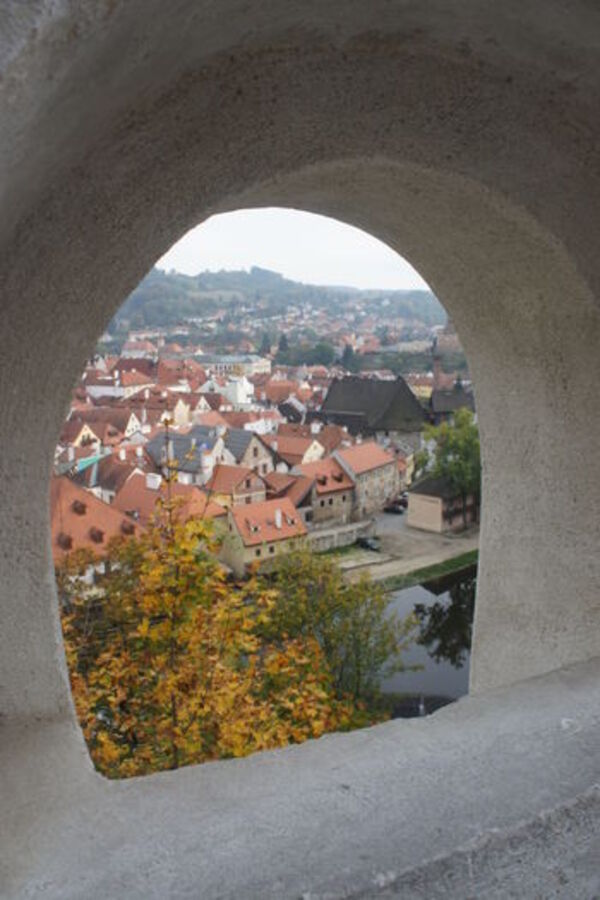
[320,543,365,559]
[379,549,479,593]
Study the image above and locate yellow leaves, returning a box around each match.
[136,618,151,639]
[59,502,400,779]
[95,732,122,766]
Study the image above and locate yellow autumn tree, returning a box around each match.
[61,501,365,778]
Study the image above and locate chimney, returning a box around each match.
[144,388,150,400]
[145,472,162,491]
[274,507,282,529]
[272,440,278,452]
[136,446,144,458]
[67,446,75,462]
[119,447,126,461]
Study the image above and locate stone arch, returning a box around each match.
[2,4,599,894]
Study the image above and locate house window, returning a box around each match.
[269,545,275,554]
[342,495,346,502]
[245,496,251,504]
[255,548,261,557]
[320,500,325,507]
[328,498,333,505]
[253,446,258,457]
[245,478,251,489]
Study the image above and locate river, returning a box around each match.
[380,564,477,717]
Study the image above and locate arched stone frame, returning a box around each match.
[1,4,599,895]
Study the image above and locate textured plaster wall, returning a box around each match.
[1,2,599,896]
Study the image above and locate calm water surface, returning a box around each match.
[381,565,476,717]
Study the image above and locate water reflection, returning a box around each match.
[380,565,476,717]
[414,566,476,669]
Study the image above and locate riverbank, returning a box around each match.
[342,523,479,587]
[377,549,478,592]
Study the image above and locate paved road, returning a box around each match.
[343,514,479,583]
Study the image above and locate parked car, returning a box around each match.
[357,536,382,552]
[383,500,405,514]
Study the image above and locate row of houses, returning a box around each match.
[52,347,476,578]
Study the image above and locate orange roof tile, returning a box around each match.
[335,441,395,475]
[231,497,307,547]
[263,471,297,495]
[194,410,228,428]
[113,472,226,526]
[50,476,140,563]
[204,464,257,495]
[295,457,354,494]
[262,434,324,465]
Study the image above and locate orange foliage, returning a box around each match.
[60,504,369,778]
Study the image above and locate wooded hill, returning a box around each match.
[108,267,445,332]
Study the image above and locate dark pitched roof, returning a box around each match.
[146,426,218,473]
[408,475,457,500]
[321,376,426,435]
[223,428,253,462]
[431,383,476,415]
[72,456,136,494]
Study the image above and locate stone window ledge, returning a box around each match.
[2,657,599,899]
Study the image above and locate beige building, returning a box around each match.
[204,464,266,509]
[222,428,274,476]
[334,441,399,518]
[294,457,355,526]
[220,497,307,577]
[407,476,478,533]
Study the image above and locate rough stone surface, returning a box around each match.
[2,659,600,898]
[1,2,599,896]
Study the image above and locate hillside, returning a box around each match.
[108,267,445,332]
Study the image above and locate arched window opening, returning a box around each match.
[52,208,480,778]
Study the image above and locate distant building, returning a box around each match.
[407,475,478,532]
[145,425,224,486]
[196,353,271,376]
[113,471,227,527]
[262,434,325,469]
[220,497,307,577]
[334,441,399,518]
[204,464,266,508]
[121,339,158,360]
[430,377,475,425]
[222,428,274,476]
[294,457,355,525]
[50,476,140,565]
[320,375,426,453]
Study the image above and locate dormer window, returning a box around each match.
[71,499,86,515]
[57,532,72,550]
[89,527,104,544]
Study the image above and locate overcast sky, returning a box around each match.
[157,208,429,290]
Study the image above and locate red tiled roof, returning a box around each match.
[264,379,299,404]
[194,410,228,428]
[113,472,226,526]
[122,340,157,353]
[335,441,395,475]
[50,476,140,563]
[231,497,307,547]
[204,464,257,495]
[263,471,297,496]
[202,392,226,411]
[277,423,349,453]
[285,475,314,508]
[120,370,155,387]
[295,457,354,494]
[262,434,323,466]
